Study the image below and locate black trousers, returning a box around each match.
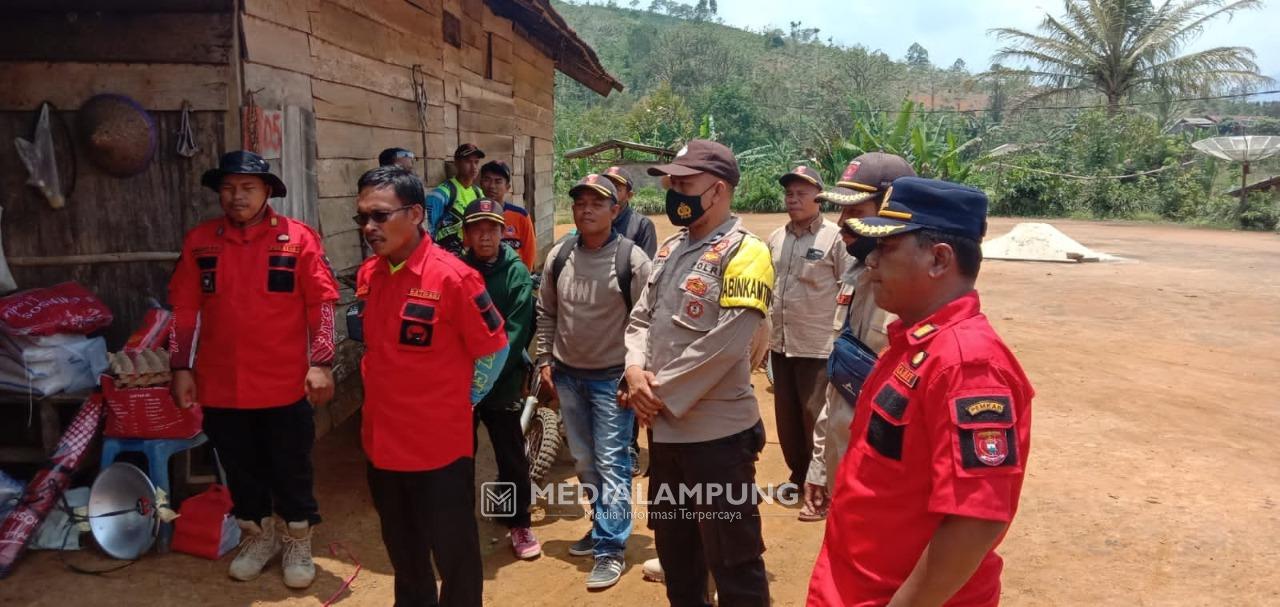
[473,404,532,528]
[648,422,770,607]
[367,458,483,607]
[770,352,829,486]
[202,398,318,524]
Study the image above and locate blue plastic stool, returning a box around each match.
[100,433,208,553]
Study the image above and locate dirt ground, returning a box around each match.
[3,216,1279,606]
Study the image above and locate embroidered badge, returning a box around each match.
[269,244,303,254]
[841,161,861,182]
[910,351,928,368]
[677,203,693,219]
[684,276,709,297]
[966,399,1006,417]
[711,239,730,253]
[270,216,279,227]
[693,260,720,276]
[685,300,705,319]
[911,324,937,339]
[505,226,517,236]
[973,430,1009,466]
[355,284,370,297]
[836,293,852,306]
[192,246,221,256]
[657,245,671,259]
[953,395,1013,424]
[893,362,919,388]
[700,251,722,264]
[277,233,290,242]
[408,288,441,300]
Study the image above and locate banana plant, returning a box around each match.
[820,98,982,182]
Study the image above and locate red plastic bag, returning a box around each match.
[0,282,113,336]
[0,395,104,578]
[123,307,172,353]
[172,484,236,560]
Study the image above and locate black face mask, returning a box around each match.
[665,183,717,227]
[846,235,876,261]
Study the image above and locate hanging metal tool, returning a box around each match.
[176,100,199,158]
[13,103,65,209]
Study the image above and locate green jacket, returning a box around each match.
[466,244,535,409]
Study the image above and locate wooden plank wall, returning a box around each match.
[0,10,233,347]
[240,0,557,276]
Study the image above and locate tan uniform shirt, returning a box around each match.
[767,215,849,359]
[625,216,775,443]
[806,261,894,488]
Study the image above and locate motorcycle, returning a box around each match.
[521,271,564,482]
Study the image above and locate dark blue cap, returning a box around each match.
[844,177,988,240]
[201,150,287,198]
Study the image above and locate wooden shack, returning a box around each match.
[0,0,619,437]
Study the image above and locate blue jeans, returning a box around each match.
[553,368,634,558]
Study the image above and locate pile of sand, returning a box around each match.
[982,222,1121,263]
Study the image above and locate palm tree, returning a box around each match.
[991,0,1271,114]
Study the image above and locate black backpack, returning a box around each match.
[550,234,636,311]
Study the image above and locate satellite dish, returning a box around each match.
[1191,136,1280,162]
[1191,136,1280,209]
[88,462,159,560]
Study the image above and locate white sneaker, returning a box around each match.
[642,557,664,583]
[281,521,316,589]
[229,518,282,581]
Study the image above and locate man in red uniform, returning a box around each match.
[353,165,508,607]
[807,177,1034,607]
[169,150,339,589]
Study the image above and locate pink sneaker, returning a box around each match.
[511,527,542,560]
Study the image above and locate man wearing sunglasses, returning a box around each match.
[168,150,339,590]
[352,165,509,607]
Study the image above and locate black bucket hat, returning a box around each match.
[201,150,288,198]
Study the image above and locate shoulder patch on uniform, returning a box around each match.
[836,293,852,306]
[656,244,671,259]
[911,324,937,339]
[473,292,503,333]
[910,351,928,368]
[719,236,774,316]
[953,395,1013,425]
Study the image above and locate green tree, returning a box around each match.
[992,0,1271,114]
[906,43,931,68]
[624,81,695,146]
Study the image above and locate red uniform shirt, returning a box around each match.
[356,234,507,472]
[169,207,338,409]
[808,291,1033,607]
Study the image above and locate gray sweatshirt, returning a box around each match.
[536,234,651,373]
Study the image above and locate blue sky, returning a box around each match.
[713,0,1280,85]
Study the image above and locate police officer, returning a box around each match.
[807,177,1034,606]
[624,139,775,606]
[802,153,916,522]
[169,150,339,589]
[354,166,509,607]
